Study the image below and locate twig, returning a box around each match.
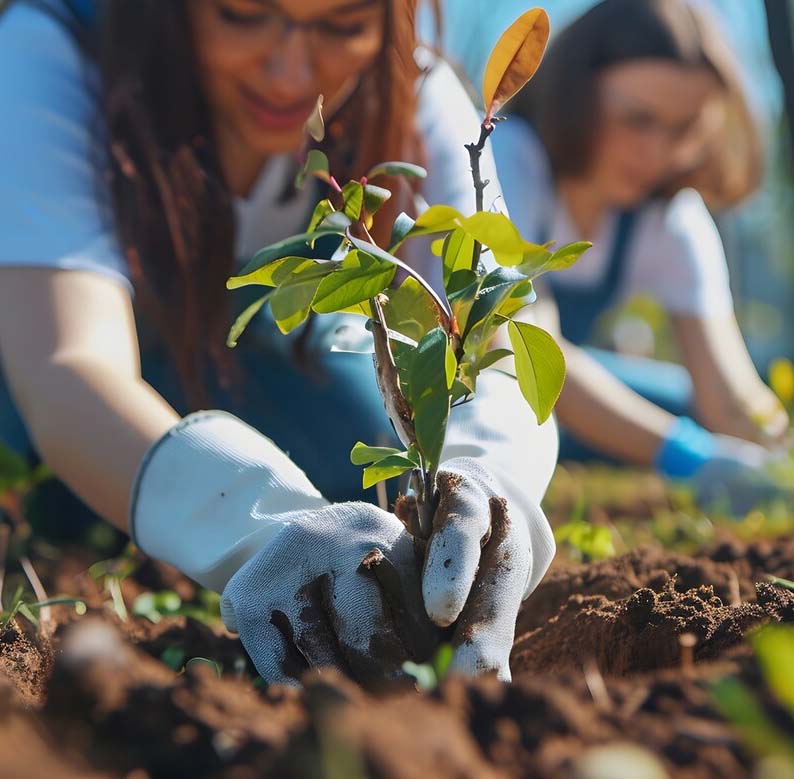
[464,121,497,271]
[20,555,53,636]
[370,295,417,450]
[583,657,612,711]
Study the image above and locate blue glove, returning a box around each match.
[655,417,782,516]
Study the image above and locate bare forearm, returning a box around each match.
[674,314,790,447]
[17,358,177,532]
[555,344,674,466]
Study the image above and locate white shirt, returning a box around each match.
[0,2,502,297]
[492,118,735,318]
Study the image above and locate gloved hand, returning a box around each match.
[422,371,559,681]
[690,434,784,516]
[396,457,550,682]
[655,417,784,516]
[131,368,559,687]
[131,411,436,686]
[221,502,437,686]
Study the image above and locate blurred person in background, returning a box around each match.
[0,0,559,684]
[491,0,792,513]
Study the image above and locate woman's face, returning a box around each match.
[189,0,386,159]
[586,60,724,207]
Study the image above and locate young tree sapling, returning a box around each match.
[226,8,591,539]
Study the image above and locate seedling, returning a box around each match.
[711,624,794,766]
[227,9,590,537]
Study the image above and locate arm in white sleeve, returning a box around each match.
[131,411,328,592]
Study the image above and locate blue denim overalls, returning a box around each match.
[551,210,695,460]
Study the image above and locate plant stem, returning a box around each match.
[0,521,10,612]
[20,555,52,636]
[465,121,496,272]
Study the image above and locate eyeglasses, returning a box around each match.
[600,86,725,149]
[215,0,385,52]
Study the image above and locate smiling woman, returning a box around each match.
[189,0,387,167]
[0,0,559,686]
[100,0,421,400]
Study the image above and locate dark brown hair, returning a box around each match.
[98,0,423,407]
[513,0,762,208]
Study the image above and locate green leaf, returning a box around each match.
[228,256,319,290]
[448,277,481,337]
[711,677,794,758]
[389,212,416,251]
[497,278,536,318]
[751,625,794,711]
[0,442,30,487]
[383,277,441,343]
[408,327,452,472]
[346,232,452,321]
[363,454,418,489]
[463,266,529,338]
[508,320,566,424]
[226,293,271,348]
[519,240,591,277]
[769,576,794,591]
[270,263,331,334]
[458,212,547,266]
[342,180,364,221]
[409,205,463,237]
[236,215,350,277]
[350,442,405,466]
[367,161,427,180]
[445,342,457,389]
[160,646,186,672]
[433,644,454,681]
[312,251,395,314]
[306,199,335,234]
[363,184,392,216]
[477,348,514,371]
[441,229,476,289]
[296,149,330,188]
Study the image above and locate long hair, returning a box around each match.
[98,0,423,407]
[513,0,762,209]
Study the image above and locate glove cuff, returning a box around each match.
[654,416,716,479]
[130,410,328,592]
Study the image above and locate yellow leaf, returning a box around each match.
[769,358,794,404]
[482,8,550,122]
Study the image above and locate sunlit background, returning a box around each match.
[423,0,794,375]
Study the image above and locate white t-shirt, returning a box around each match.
[0,2,502,297]
[492,118,735,318]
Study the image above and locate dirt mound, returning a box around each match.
[0,537,792,779]
[517,536,794,634]
[513,579,794,676]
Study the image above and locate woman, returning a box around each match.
[0,0,557,684]
[493,0,790,513]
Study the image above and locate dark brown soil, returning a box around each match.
[1,537,793,779]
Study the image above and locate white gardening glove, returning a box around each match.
[131,411,436,686]
[221,502,436,686]
[402,371,558,682]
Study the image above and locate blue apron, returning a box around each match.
[550,210,695,461]
[550,210,637,345]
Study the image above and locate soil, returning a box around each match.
[1,536,793,779]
